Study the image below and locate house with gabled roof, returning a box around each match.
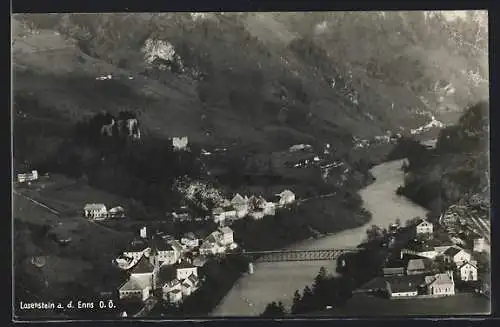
[406,257,433,276]
[123,239,151,261]
[83,203,107,220]
[231,193,249,218]
[169,240,184,257]
[118,275,152,301]
[212,206,237,224]
[416,219,433,235]
[458,262,478,282]
[199,240,225,256]
[385,275,423,298]
[181,232,200,248]
[218,226,234,246]
[181,273,200,296]
[17,170,39,183]
[443,246,471,267]
[130,254,155,278]
[424,272,455,296]
[151,238,180,265]
[167,289,183,304]
[176,261,198,281]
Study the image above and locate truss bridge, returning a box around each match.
[242,248,362,263]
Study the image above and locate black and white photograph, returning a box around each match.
[11,11,490,320]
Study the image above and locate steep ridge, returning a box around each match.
[397,101,489,214]
[13,12,487,152]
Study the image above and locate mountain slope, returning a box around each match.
[13,12,488,170]
[13,12,487,144]
[397,101,489,214]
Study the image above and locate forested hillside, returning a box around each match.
[397,101,489,215]
[12,11,488,217]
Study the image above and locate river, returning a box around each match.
[211,159,429,316]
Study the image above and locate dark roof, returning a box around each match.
[384,256,405,269]
[459,261,478,270]
[443,247,463,257]
[158,265,176,284]
[188,274,198,284]
[177,260,196,270]
[125,239,149,252]
[149,236,171,251]
[386,275,425,294]
[129,255,154,274]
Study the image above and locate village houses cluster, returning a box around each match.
[379,217,489,299]
[114,225,237,305]
[172,190,296,225]
[83,203,126,220]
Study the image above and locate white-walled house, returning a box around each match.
[181,274,200,296]
[119,255,154,301]
[167,289,183,304]
[118,275,152,301]
[83,203,108,219]
[250,210,265,220]
[162,278,182,299]
[154,240,181,266]
[114,255,135,270]
[199,240,225,256]
[416,219,433,235]
[277,189,295,206]
[425,272,455,296]
[218,226,234,246]
[212,207,237,223]
[108,206,126,218]
[172,136,189,151]
[443,247,472,267]
[123,240,151,261]
[262,201,277,216]
[231,194,249,218]
[459,262,478,282]
[17,170,39,183]
[176,261,198,281]
[181,232,200,249]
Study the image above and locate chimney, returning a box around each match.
[140,226,147,239]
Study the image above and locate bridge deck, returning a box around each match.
[242,248,362,263]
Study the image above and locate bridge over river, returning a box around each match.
[212,159,430,316]
[241,248,362,263]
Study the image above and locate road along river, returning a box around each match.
[211,159,429,316]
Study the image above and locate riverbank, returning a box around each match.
[212,159,429,316]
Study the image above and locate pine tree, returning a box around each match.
[261,301,285,317]
[291,290,302,314]
[301,285,314,313]
[277,301,286,315]
[311,266,327,309]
